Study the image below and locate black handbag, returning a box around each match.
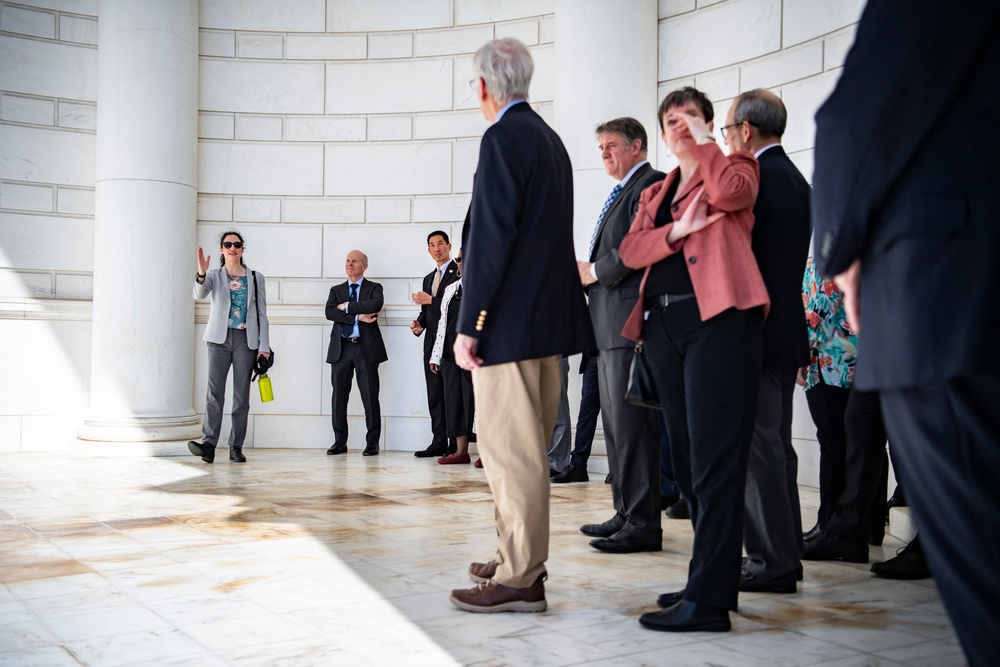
[625,343,660,409]
[251,271,274,380]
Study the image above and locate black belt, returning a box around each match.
[644,293,695,309]
[342,337,360,344]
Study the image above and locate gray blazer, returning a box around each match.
[193,266,271,353]
[587,162,666,350]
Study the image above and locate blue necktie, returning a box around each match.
[589,184,622,258]
[342,283,358,337]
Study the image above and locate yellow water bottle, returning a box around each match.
[258,374,274,402]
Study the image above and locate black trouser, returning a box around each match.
[805,378,850,528]
[423,347,448,448]
[880,373,1000,667]
[568,353,600,469]
[331,340,381,448]
[643,300,762,611]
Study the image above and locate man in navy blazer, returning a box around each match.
[722,90,811,593]
[325,250,388,457]
[449,38,594,614]
[812,3,1000,664]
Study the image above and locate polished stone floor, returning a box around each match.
[0,449,963,666]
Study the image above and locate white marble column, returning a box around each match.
[77,0,201,449]
[553,0,659,255]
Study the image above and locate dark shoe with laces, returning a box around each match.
[739,568,797,593]
[362,445,379,456]
[871,538,931,580]
[551,464,589,483]
[229,447,246,463]
[639,600,730,632]
[664,499,690,520]
[656,589,686,608]
[414,443,446,458]
[580,517,625,538]
[326,443,347,455]
[188,441,215,464]
[803,530,869,563]
[589,531,662,554]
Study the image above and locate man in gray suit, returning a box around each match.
[577,117,666,553]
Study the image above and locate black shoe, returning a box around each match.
[327,443,347,455]
[605,473,612,484]
[580,517,625,538]
[229,447,246,463]
[550,468,560,478]
[742,557,804,581]
[886,487,907,509]
[664,499,690,520]
[739,569,797,593]
[589,531,662,554]
[551,465,589,483]
[188,441,215,464]
[362,445,379,456]
[660,493,680,510]
[414,443,446,458]
[803,523,823,543]
[639,600,730,632]
[803,530,869,563]
[656,589,685,608]
[871,538,931,580]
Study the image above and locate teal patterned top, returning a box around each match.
[802,258,857,390]
[227,274,248,330]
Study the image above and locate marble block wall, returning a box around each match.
[1,0,867,458]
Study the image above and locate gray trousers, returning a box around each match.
[743,368,803,579]
[599,346,661,539]
[546,356,572,473]
[203,328,257,449]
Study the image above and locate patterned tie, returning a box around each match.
[342,283,359,337]
[589,184,622,258]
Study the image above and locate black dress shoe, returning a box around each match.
[229,447,246,463]
[871,538,931,580]
[739,568,797,593]
[664,499,690,520]
[604,473,612,484]
[580,517,625,538]
[639,600,730,632]
[362,445,379,456]
[803,523,823,543]
[803,530,869,563]
[414,443,446,458]
[589,531,662,554]
[188,441,215,464]
[741,557,803,581]
[326,443,347,455]
[656,589,685,607]
[551,464,589,483]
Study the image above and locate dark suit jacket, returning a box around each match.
[812,0,1000,390]
[415,260,460,355]
[325,278,388,365]
[458,102,595,365]
[588,162,666,351]
[751,145,811,370]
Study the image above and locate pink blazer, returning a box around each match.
[619,142,770,341]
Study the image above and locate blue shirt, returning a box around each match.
[342,278,364,338]
[495,99,526,123]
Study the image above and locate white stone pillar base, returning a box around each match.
[77,414,201,443]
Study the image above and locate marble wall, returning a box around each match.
[1,0,865,454]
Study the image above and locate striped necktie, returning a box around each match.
[589,184,622,258]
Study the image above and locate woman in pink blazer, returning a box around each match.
[620,87,768,634]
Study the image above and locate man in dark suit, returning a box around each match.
[410,230,460,458]
[722,90,811,593]
[449,38,595,614]
[576,117,665,553]
[325,250,388,457]
[812,3,1000,664]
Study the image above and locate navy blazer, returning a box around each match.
[325,278,388,365]
[415,260,460,355]
[458,102,594,365]
[587,162,666,351]
[812,0,1000,390]
[751,145,811,370]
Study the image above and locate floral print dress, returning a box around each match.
[228,274,248,330]
[802,258,857,390]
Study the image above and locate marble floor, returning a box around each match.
[0,449,963,667]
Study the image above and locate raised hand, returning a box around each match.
[197,247,211,275]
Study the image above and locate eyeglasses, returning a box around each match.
[455,257,463,262]
[468,78,479,91]
[720,121,755,139]
[222,242,243,249]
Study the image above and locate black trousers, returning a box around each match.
[643,300,762,611]
[881,373,1000,667]
[805,379,850,528]
[568,352,600,469]
[330,340,381,448]
[423,347,449,448]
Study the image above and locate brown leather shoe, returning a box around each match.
[450,573,547,613]
[468,559,498,583]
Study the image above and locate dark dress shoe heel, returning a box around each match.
[803,523,823,543]
[414,443,446,458]
[871,538,931,580]
[229,447,246,463]
[739,569,797,593]
[656,589,685,608]
[580,517,625,538]
[362,445,379,456]
[551,465,589,483]
[664,499,690,520]
[589,531,662,554]
[803,530,869,563]
[639,600,730,632]
[188,441,215,464]
[326,443,347,455]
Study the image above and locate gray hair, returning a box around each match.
[472,38,533,104]
[732,89,787,138]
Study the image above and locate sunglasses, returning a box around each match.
[222,242,243,249]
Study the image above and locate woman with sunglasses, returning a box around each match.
[188,230,271,464]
